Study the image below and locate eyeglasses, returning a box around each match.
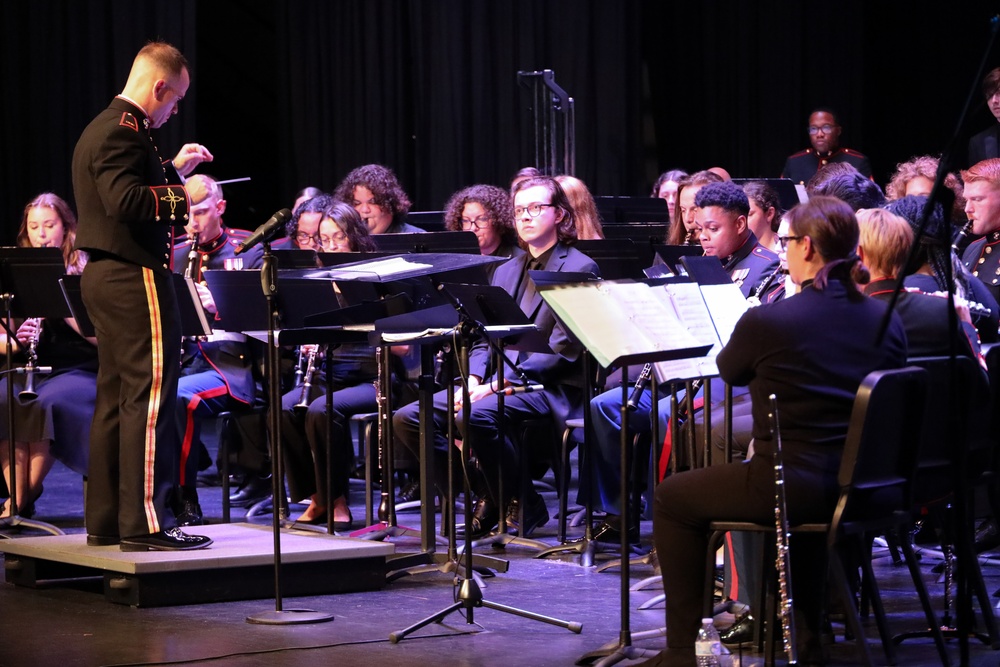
[777,235,804,250]
[321,231,349,247]
[460,215,492,229]
[513,203,554,218]
[295,232,322,246]
[807,124,836,135]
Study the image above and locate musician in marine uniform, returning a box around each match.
[171,174,264,525]
[962,158,1000,310]
[781,109,872,184]
[72,41,212,551]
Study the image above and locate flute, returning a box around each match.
[769,393,797,664]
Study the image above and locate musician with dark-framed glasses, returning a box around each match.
[641,197,907,667]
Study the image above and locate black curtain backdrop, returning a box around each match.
[1,1,998,240]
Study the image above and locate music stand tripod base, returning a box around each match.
[247,609,334,625]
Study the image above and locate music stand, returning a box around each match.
[0,248,71,536]
[389,285,583,644]
[371,231,479,255]
[210,242,333,625]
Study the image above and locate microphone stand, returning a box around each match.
[0,299,64,537]
[879,15,1000,665]
[246,239,332,625]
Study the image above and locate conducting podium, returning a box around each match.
[537,268,749,666]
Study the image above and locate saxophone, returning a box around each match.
[768,393,797,664]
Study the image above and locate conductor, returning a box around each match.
[72,41,213,551]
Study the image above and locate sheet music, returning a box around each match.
[700,283,750,346]
[325,256,433,279]
[540,281,704,369]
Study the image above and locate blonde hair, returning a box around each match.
[555,175,603,240]
[856,208,913,278]
[18,193,86,274]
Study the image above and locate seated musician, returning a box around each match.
[584,181,779,543]
[443,183,524,282]
[0,193,96,521]
[332,164,425,234]
[666,170,723,246]
[642,197,907,667]
[393,175,599,539]
[281,202,385,530]
[172,175,264,525]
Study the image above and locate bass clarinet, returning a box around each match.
[768,393,797,664]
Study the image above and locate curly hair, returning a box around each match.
[285,193,334,237]
[19,192,86,274]
[693,181,750,217]
[322,201,377,252]
[511,176,578,246]
[333,164,412,219]
[555,175,604,240]
[443,184,517,246]
[885,155,965,222]
[668,170,724,244]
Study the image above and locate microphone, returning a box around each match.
[499,383,544,396]
[235,208,292,255]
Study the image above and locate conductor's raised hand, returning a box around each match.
[172,143,214,177]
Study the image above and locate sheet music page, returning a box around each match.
[646,282,719,382]
[327,256,433,279]
[700,282,750,346]
[541,282,702,369]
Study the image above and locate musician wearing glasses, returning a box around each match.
[443,184,523,281]
[285,193,334,251]
[171,174,264,526]
[781,108,871,184]
[0,194,97,523]
[281,203,384,530]
[584,181,779,543]
[645,197,906,667]
[393,176,599,539]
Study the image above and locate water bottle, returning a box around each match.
[695,617,722,667]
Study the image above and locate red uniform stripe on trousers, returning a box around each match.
[141,268,164,534]
[179,386,228,486]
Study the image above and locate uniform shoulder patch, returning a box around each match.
[753,246,778,259]
[119,112,140,132]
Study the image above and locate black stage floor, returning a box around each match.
[2,459,1000,667]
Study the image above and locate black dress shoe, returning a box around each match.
[505,494,549,537]
[466,497,499,539]
[229,474,272,508]
[294,511,327,526]
[120,527,213,552]
[720,613,755,645]
[332,509,354,532]
[397,479,420,503]
[592,520,640,544]
[87,534,120,546]
[176,499,204,526]
[976,517,1000,553]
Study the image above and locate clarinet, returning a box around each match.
[19,319,42,401]
[749,264,787,305]
[952,219,974,253]
[627,363,653,411]
[293,346,319,414]
[768,393,797,664]
[183,232,200,281]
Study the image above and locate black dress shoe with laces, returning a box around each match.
[120,527,213,551]
[176,499,204,526]
[505,494,549,537]
[397,479,421,504]
[229,474,272,508]
[720,613,755,645]
[592,520,640,544]
[466,497,499,539]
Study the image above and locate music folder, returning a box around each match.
[0,247,73,319]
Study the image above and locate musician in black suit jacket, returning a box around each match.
[72,42,212,551]
[646,198,907,666]
[393,176,598,538]
[171,174,264,525]
[968,68,1000,167]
